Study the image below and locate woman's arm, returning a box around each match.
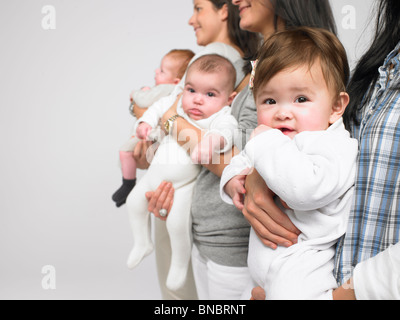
[132,140,152,170]
[161,95,238,177]
[243,170,301,249]
[132,103,148,119]
[172,117,239,177]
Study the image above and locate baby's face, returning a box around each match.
[255,63,340,139]
[155,56,178,85]
[182,70,235,120]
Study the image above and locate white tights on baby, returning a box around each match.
[125,136,200,291]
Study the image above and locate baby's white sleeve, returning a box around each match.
[243,128,358,211]
[220,152,252,205]
[354,243,400,300]
[132,84,176,109]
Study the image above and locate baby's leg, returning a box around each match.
[125,176,154,269]
[165,182,195,291]
[119,137,140,180]
[120,151,137,180]
[265,247,337,300]
[111,151,137,206]
[112,137,140,207]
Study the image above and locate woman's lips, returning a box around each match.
[239,6,250,16]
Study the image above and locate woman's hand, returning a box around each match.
[332,278,356,300]
[243,170,301,249]
[251,287,266,300]
[133,140,153,170]
[145,181,175,221]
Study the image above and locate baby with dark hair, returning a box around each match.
[221,27,358,300]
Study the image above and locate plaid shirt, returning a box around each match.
[334,41,400,284]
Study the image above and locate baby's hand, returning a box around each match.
[250,125,273,140]
[136,122,153,140]
[191,141,213,164]
[225,175,246,211]
[224,172,250,211]
[191,134,224,165]
[141,86,151,91]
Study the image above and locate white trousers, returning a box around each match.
[191,245,252,300]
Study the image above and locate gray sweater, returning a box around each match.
[191,86,258,267]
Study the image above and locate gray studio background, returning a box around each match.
[0,0,375,299]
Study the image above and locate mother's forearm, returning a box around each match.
[203,148,238,177]
[132,103,148,119]
[171,117,238,177]
[172,116,203,150]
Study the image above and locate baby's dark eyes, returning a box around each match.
[295,96,308,103]
[264,99,276,105]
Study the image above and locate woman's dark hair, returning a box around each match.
[343,0,400,130]
[209,0,261,74]
[255,0,337,74]
[271,0,337,35]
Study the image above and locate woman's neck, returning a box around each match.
[261,17,285,41]
[213,25,244,57]
[215,37,244,57]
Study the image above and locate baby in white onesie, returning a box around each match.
[126,54,238,291]
[221,27,358,300]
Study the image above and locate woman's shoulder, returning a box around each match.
[192,42,243,68]
[200,42,242,59]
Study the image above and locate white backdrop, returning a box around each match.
[0,0,375,300]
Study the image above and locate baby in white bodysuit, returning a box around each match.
[126,54,238,291]
[221,27,358,300]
